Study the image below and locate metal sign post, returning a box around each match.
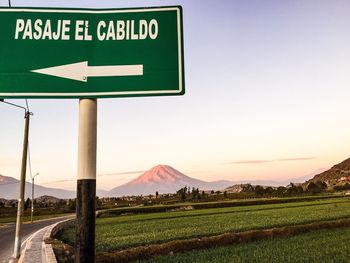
[76,99,97,262]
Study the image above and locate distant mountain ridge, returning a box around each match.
[107,164,319,197]
[0,174,75,199]
[0,174,17,184]
[0,160,335,199]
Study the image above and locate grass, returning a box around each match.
[142,226,350,263]
[58,197,350,252]
[97,194,344,217]
[0,213,72,224]
[95,218,350,262]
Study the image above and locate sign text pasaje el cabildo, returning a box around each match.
[0,7,184,98]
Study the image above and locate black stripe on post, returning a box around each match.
[76,179,96,263]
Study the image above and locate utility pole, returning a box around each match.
[75,99,97,263]
[13,110,31,258]
[0,99,32,259]
[30,172,39,223]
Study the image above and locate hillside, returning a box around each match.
[0,174,75,199]
[304,158,350,188]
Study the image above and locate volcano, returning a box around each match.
[108,165,232,197]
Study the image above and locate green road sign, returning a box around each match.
[0,6,184,98]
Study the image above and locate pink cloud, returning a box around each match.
[228,157,316,165]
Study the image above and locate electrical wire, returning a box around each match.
[0,100,26,112]
[27,143,33,179]
[4,0,36,188]
[25,99,30,112]
[24,99,34,179]
[24,89,33,177]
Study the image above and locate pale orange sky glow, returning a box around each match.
[1,0,350,191]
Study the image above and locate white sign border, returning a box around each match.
[0,6,184,98]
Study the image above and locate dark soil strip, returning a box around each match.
[96,218,350,263]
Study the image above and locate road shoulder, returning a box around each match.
[19,218,72,263]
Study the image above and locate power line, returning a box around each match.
[27,143,33,179]
[25,99,30,112]
[0,100,26,113]
[6,1,33,183]
[24,99,33,179]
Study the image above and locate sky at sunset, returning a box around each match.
[1,0,350,190]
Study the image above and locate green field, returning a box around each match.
[96,194,344,217]
[58,197,350,252]
[0,213,72,224]
[142,226,350,263]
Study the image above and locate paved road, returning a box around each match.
[0,216,73,263]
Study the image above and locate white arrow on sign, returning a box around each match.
[31,61,143,82]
